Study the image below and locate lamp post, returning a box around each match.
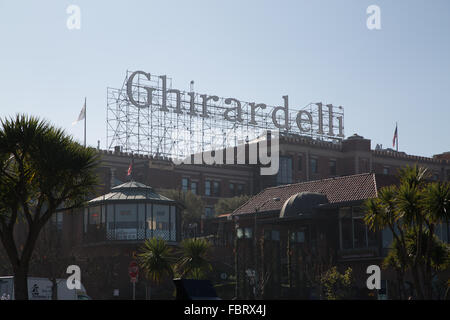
[253,197,280,299]
[229,214,240,299]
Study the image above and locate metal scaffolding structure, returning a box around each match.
[106,71,344,160]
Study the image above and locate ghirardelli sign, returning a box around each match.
[107,70,344,175]
[125,70,344,140]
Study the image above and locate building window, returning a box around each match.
[339,206,376,249]
[181,178,189,192]
[230,183,245,196]
[379,280,389,300]
[329,159,337,176]
[383,167,389,175]
[382,227,393,249]
[213,181,221,196]
[237,227,253,239]
[360,158,369,173]
[290,230,305,243]
[277,156,293,185]
[237,184,244,195]
[244,227,253,239]
[229,183,235,196]
[353,212,367,248]
[51,212,63,232]
[298,155,303,171]
[205,180,211,196]
[271,230,280,241]
[310,158,318,174]
[340,207,352,249]
[205,207,214,218]
[191,181,198,195]
[435,222,449,243]
[264,229,280,241]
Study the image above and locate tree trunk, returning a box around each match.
[287,231,293,293]
[423,226,435,299]
[51,278,58,300]
[395,268,406,299]
[411,266,425,300]
[260,237,265,298]
[13,266,29,300]
[234,236,239,299]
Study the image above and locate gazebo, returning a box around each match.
[83,181,180,243]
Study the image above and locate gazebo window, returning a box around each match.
[89,206,101,225]
[85,181,179,243]
[138,204,146,240]
[170,206,176,241]
[153,204,170,241]
[115,204,138,240]
[106,204,114,240]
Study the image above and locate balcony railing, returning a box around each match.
[337,246,380,259]
[83,224,174,243]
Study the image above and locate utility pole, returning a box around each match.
[84,97,86,147]
[253,197,280,299]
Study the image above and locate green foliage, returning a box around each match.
[176,238,212,279]
[138,238,175,285]
[159,189,204,225]
[214,195,250,215]
[320,266,354,300]
[0,115,99,223]
[138,237,213,287]
[363,165,450,299]
[0,114,99,299]
[384,230,449,271]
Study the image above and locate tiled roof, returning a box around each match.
[232,173,398,216]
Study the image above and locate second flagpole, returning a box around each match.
[84,97,86,147]
[396,122,398,152]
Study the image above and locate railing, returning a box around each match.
[337,246,380,259]
[83,225,174,244]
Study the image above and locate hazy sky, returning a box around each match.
[0,0,449,157]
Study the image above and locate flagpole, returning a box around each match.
[84,97,87,147]
[396,122,398,152]
[131,154,134,182]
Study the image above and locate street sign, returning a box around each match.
[128,260,139,282]
[129,260,139,300]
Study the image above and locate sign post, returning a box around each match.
[128,261,139,300]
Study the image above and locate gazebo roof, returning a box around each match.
[88,181,175,204]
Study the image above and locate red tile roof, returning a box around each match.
[232,173,398,216]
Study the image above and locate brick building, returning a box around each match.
[94,133,450,218]
[205,173,450,299]
[48,133,450,299]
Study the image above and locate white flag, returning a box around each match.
[72,98,86,126]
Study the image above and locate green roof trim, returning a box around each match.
[88,181,175,203]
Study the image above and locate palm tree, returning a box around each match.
[420,181,450,298]
[176,238,212,279]
[138,238,174,297]
[364,165,450,299]
[0,114,98,300]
